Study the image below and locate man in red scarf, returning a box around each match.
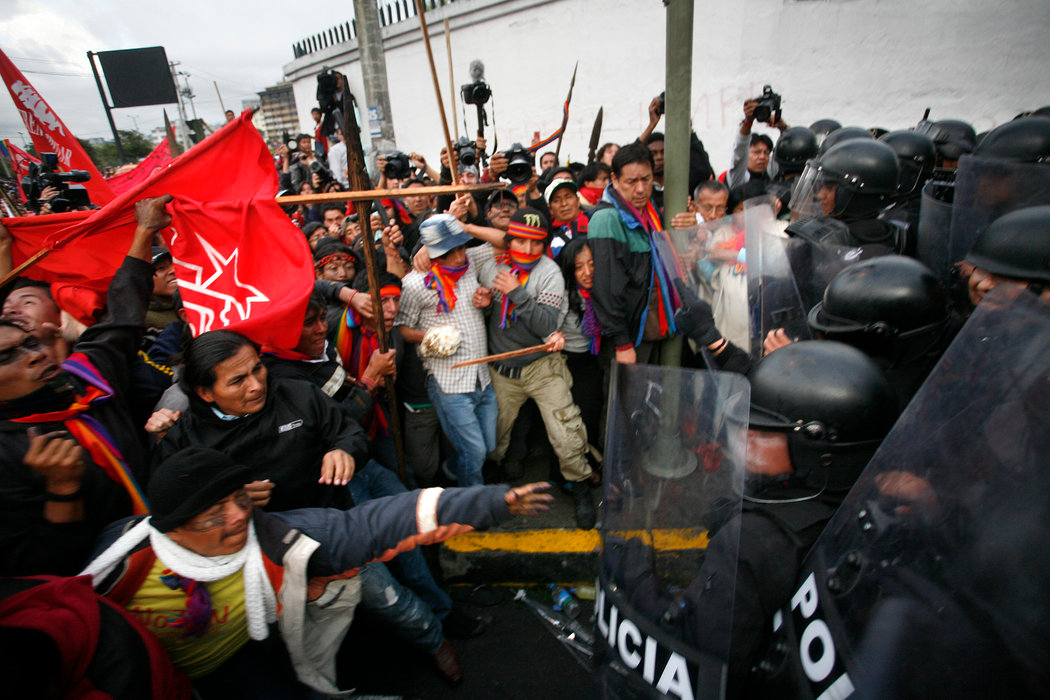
[396,214,496,487]
[0,195,171,576]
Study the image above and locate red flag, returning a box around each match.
[106,139,172,195]
[2,112,313,347]
[0,49,114,206]
[1,139,40,202]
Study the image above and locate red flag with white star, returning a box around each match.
[2,111,313,348]
[0,48,114,206]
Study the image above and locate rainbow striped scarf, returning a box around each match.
[495,250,542,328]
[424,262,470,314]
[12,353,149,514]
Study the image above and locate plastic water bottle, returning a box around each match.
[550,584,581,619]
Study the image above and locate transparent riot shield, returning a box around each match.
[949,154,1050,267]
[598,363,749,700]
[752,284,1050,699]
[782,233,866,317]
[659,213,750,354]
[744,198,810,357]
[917,178,955,286]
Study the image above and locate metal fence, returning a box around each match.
[291,0,458,58]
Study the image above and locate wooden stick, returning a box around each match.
[0,247,50,289]
[444,18,458,141]
[450,343,551,369]
[276,181,504,206]
[414,0,458,186]
[339,79,409,483]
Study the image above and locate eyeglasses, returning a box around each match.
[0,335,43,366]
[488,202,517,213]
[184,490,253,532]
[698,204,727,215]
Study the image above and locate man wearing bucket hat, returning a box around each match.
[82,446,552,696]
[396,214,497,486]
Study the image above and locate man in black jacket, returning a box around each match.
[0,195,171,576]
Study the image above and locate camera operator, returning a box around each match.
[289,133,320,193]
[727,87,788,188]
[21,153,94,215]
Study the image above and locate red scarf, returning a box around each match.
[579,186,604,206]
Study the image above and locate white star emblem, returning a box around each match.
[171,230,270,334]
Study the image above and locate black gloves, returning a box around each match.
[673,279,722,346]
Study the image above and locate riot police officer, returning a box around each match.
[879,130,938,249]
[789,140,903,251]
[807,255,962,407]
[670,334,899,697]
[965,205,1050,305]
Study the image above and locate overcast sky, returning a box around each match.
[0,0,326,145]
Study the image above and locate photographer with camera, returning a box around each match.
[21,153,93,214]
[727,86,788,189]
[288,133,320,193]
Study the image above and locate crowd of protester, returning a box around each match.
[0,87,1048,698]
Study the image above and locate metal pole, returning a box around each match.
[353,0,397,155]
[169,61,193,152]
[661,0,694,368]
[86,51,126,164]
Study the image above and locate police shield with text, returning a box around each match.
[750,285,1050,699]
[598,363,749,700]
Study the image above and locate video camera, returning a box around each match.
[752,85,782,125]
[21,152,91,213]
[316,66,355,141]
[383,151,412,180]
[452,137,478,168]
[502,143,535,185]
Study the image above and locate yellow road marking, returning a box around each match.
[444,528,709,553]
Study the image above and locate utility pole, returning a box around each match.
[353,0,397,158]
[661,0,694,368]
[169,60,193,152]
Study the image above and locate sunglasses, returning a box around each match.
[184,490,253,532]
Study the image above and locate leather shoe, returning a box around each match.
[433,640,463,687]
[572,480,597,530]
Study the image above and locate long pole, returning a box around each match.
[340,77,408,482]
[214,81,226,114]
[444,18,459,141]
[414,0,458,185]
[276,181,503,205]
[660,0,694,368]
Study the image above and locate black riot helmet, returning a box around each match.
[965,205,1050,293]
[818,126,874,156]
[809,119,842,148]
[748,341,899,495]
[790,140,900,220]
[879,130,937,197]
[918,118,976,164]
[774,127,819,176]
[973,117,1050,163]
[808,256,949,343]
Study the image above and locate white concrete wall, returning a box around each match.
[284,0,1050,174]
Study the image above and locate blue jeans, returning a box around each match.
[348,460,452,619]
[426,376,498,486]
[357,561,443,654]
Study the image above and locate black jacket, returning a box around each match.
[156,376,368,512]
[0,257,152,576]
